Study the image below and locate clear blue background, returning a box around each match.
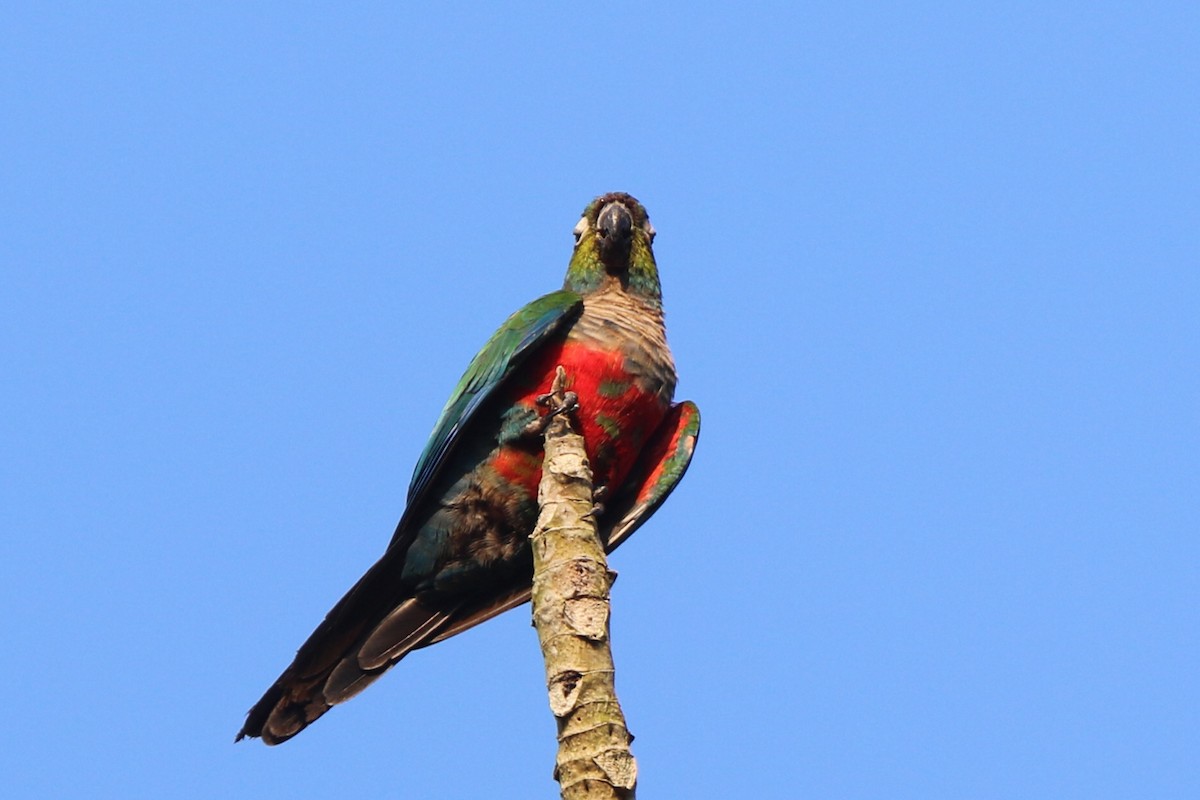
[2,3,1196,798]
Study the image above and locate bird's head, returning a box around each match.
[564,192,661,304]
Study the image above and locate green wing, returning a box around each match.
[405,289,583,513]
[602,400,701,550]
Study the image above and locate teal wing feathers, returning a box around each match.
[405,289,583,513]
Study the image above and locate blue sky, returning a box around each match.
[2,3,1196,798]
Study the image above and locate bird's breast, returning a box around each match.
[493,291,677,496]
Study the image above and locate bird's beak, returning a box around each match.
[596,201,634,261]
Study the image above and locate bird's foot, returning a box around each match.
[522,390,579,436]
[584,485,609,520]
[524,367,579,436]
[535,388,580,416]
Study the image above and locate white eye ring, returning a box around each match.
[646,222,656,243]
[573,216,588,242]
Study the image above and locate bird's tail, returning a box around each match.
[236,549,459,745]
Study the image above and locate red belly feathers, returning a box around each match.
[490,341,666,497]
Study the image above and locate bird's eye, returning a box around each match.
[573,217,588,243]
[646,222,656,244]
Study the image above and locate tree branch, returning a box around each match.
[530,366,638,799]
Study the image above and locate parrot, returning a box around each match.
[237,192,700,744]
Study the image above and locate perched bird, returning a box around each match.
[237,192,700,744]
